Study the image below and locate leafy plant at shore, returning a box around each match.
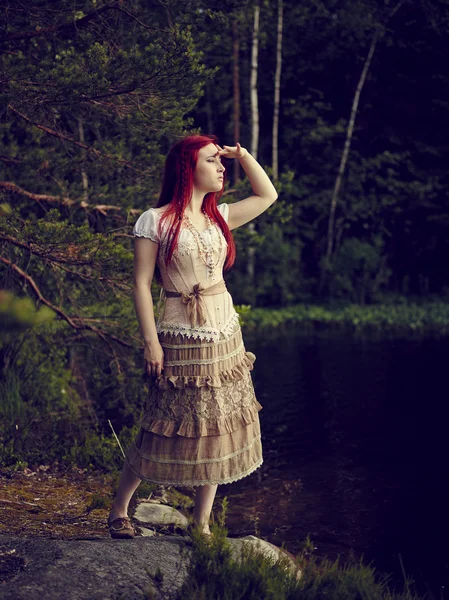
[235,297,449,336]
[175,500,423,600]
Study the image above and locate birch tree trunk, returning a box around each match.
[272,0,283,181]
[78,117,89,203]
[250,2,260,159]
[248,2,260,287]
[319,0,405,295]
[232,19,241,184]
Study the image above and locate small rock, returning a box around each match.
[140,527,157,537]
[134,502,188,529]
[228,535,301,581]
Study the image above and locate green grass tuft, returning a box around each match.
[174,499,424,600]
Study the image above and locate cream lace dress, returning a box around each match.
[124,202,263,486]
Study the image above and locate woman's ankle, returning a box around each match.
[109,503,128,519]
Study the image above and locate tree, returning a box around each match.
[0,0,212,457]
[272,0,283,181]
[247,1,260,290]
[319,0,406,295]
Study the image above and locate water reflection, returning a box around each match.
[216,326,449,597]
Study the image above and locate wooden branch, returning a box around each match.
[0,256,132,348]
[0,155,22,164]
[0,233,133,297]
[0,255,78,327]
[56,263,132,292]
[0,180,123,213]
[7,105,137,169]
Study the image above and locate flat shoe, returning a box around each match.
[108,516,135,539]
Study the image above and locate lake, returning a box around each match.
[215,326,449,598]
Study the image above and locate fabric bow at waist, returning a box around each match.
[164,279,227,328]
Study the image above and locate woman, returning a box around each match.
[108,134,277,539]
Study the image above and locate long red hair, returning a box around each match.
[155,134,236,272]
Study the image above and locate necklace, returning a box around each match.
[183,210,224,281]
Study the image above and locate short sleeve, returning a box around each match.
[132,209,159,243]
[217,202,229,224]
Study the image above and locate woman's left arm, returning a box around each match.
[219,144,278,230]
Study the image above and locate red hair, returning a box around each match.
[155,134,236,272]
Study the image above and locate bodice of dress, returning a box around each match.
[133,203,239,342]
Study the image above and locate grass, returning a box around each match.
[173,499,424,600]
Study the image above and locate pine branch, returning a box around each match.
[0,255,133,348]
[7,105,138,170]
[0,155,22,164]
[0,2,119,43]
[0,181,134,215]
[0,2,168,44]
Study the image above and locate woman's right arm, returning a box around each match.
[133,237,164,378]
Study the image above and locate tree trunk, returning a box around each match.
[319,0,405,296]
[272,0,283,181]
[232,19,241,184]
[248,2,260,289]
[77,117,89,203]
[250,2,260,159]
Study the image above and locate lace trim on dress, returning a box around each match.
[124,456,263,488]
[133,230,158,243]
[171,240,198,256]
[153,350,256,392]
[157,311,240,342]
[158,222,228,258]
[220,312,240,339]
[137,434,262,465]
[141,366,261,436]
[160,326,239,349]
[163,342,244,367]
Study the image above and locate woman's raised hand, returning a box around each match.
[218,143,247,159]
[144,340,164,378]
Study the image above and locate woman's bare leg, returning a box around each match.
[108,461,142,521]
[193,484,218,534]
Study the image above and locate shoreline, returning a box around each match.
[236,296,449,336]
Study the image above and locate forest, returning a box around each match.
[1,0,449,468]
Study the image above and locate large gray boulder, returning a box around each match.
[0,528,300,599]
[0,534,190,600]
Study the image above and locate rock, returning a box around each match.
[227,535,302,581]
[139,527,157,537]
[134,503,189,530]
[0,533,190,599]
[0,530,301,599]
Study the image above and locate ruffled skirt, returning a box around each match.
[125,319,263,486]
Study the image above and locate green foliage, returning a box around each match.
[327,237,392,304]
[0,3,214,477]
[238,297,449,336]
[0,290,55,331]
[85,493,110,512]
[176,500,422,600]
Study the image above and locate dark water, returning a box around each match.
[215,326,449,598]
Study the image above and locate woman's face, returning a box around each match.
[193,143,225,193]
